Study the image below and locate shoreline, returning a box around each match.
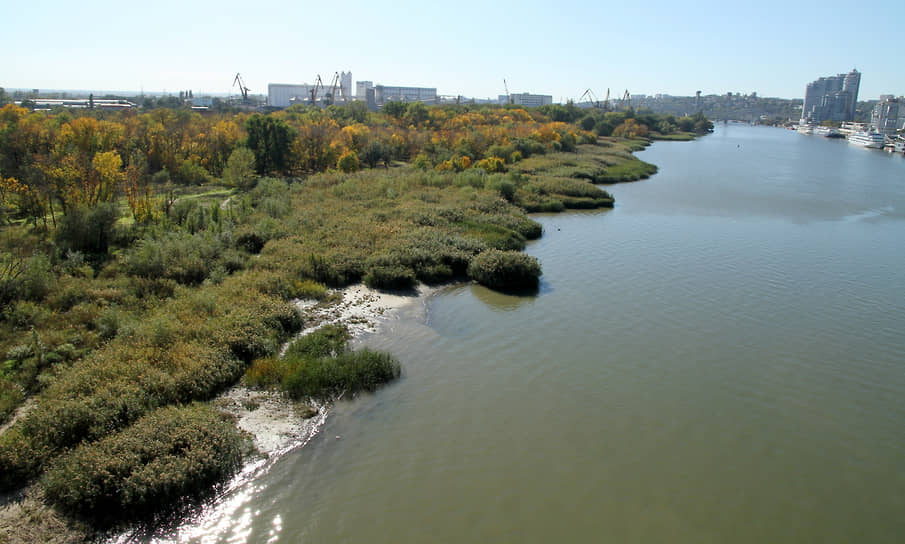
[214,283,434,459]
[106,283,437,542]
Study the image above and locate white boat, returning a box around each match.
[796,124,815,134]
[847,131,886,149]
[894,136,905,154]
[814,126,840,137]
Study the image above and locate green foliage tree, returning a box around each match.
[245,114,293,175]
[223,146,258,188]
[361,140,391,168]
[54,202,120,260]
[382,101,407,119]
[404,102,430,126]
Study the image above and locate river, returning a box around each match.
[158,124,905,543]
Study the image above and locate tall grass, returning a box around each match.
[245,324,401,400]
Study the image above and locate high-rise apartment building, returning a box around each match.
[800,69,860,124]
[871,97,902,135]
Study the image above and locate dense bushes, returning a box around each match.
[245,324,401,400]
[53,203,120,260]
[0,275,300,491]
[41,403,245,524]
[467,249,542,289]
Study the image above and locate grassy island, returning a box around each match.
[0,99,709,540]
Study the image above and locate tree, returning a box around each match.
[245,115,293,175]
[612,119,649,139]
[382,101,407,119]
[361,140,390,168]
[404,102,429,126]
[336,150,360,173]
[223,147,257,188]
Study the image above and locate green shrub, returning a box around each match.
[292,279,328,300]
[459,220,526,251]
[124,231,225,285]
[467,249,542,289]
[40,404,246,524]
[282,349,401,400]
[301,253,364,287]
[284,324,349,360]
[0,378,24,425]
[363,255,416,290]
[485,177,516,201]
[247,325,401,401]
[174,159,212,185]
[54,203,119,259]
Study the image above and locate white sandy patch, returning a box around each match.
[297,283,434,338]
[216,283,434,457]
[213,389,325,456]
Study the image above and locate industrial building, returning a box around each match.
[498,93,553,107]
[18,98,136,110]
[800,69,860,124]
[268,71,352,108]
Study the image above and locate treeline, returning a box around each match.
[538,103,714,137]
[0,102,600,227]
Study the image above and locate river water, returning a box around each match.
[162,125,905,543]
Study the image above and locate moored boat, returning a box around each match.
[814,126,840,137]
[847,131,886,149]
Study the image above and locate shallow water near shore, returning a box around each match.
[156,125,905,543]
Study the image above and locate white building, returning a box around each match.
[268,83,316,108]
[268,71,354,108]
[498,93,553,107]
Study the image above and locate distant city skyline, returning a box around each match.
[4,0,904,102]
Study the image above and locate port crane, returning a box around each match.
[232,73,250,104]
[620,89,632,110]
[503,78,513,104]
[325,72,340,105]
[579,88,612,112]
[309,75,324,105]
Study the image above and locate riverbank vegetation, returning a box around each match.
[0,99,705,539]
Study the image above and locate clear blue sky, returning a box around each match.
[4,0,904,101]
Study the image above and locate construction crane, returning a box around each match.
[232,73,250,104]
[325,72,340,106]
[604,88,610,111]
[309,75,324,105]
[620,89,632,110]
[503,78,512,104]
[579,88,602,109]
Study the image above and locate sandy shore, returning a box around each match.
[215,283,433,457]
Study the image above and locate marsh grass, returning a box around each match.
[246,324,401,401]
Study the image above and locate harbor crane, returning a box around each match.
[620,89,632,110]
[579,88,612,112]
[309,75,324,105]
[232,73,250,104]
[503,78,513,104]
[579,88,603,110]
[326,72,340,105]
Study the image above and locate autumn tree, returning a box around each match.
[612,119,649,139]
